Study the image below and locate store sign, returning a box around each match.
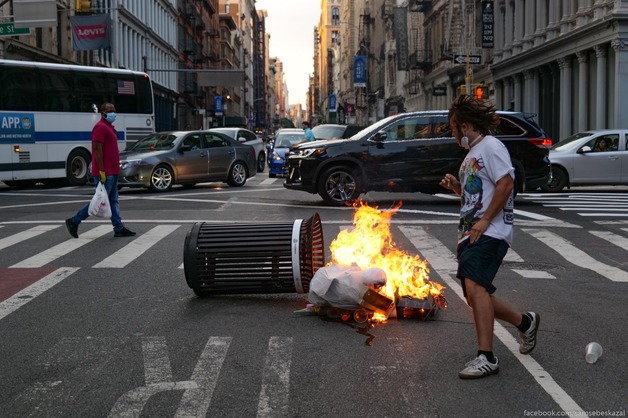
[354,56,366,88]
[482,1,494,48]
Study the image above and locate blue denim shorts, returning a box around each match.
[456,235,509,296]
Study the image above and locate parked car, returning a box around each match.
[541,130,627,192]
[267,128,305,177]
[311,124,365,140]
[283,110,552,205]
[118,130,257,192]
[207,127,266,172]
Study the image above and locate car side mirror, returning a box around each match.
[577,145,592,153]
[372,130,387,142]
[179,144,192,152]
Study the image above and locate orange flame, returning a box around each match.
[329,200,444,302]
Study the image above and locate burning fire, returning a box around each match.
[329,200,444,305]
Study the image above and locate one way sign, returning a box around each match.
[453,54,482,65]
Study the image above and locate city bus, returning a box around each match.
[0,59,155,187]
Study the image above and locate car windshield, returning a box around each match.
[131,133,178,151]
[551,132,594,151]
[210,128,234,138]
[312,125,344,140]
[275,133,305,148]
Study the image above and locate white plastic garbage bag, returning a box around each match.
[308,265,386,309]
[88,182,112,218]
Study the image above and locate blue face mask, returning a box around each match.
[105,112,117,123]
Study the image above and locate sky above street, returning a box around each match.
[255,0,320,106]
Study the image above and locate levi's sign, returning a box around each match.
[453,54,482,65]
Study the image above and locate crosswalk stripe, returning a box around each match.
[588,230,628,250]
[257,336,293,418]
[522,228,628,282]
[259,178,278,186]
[0,225,61,251]
[399,225,585,415]
[10,225,112,268]
[0,267,78,321]
[93,225,180,268]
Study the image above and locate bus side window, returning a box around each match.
[2,67,38,111]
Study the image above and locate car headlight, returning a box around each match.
[272,151,282,161]
[297,148,325,158]
[120,159,142,169]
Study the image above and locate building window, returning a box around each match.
[331,7,339,25]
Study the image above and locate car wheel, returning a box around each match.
[227,161,247,187]
[150,165,174,192]
[66,149,90,186]
[540,166,568,192]
[257,152,266,172]
[318,166,362,206]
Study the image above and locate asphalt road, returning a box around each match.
[0,175,626,417]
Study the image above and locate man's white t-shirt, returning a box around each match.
[457,135,515,246]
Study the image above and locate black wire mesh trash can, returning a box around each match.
[184,213,325,296]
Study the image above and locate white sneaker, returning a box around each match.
[458,354,499,379]
[519,312,540,354]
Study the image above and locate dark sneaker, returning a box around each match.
[519,312,540,354]
[65,218,79,238]
[114,226,136,237]
[458,354,499,379]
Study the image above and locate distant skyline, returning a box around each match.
[255,0,320,106]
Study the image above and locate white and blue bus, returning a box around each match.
[0,59,155,187]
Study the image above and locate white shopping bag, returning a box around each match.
[88,182,112,218]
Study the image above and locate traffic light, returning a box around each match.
[475,85,488,100]
[76,0,91,12]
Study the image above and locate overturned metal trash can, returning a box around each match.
[184,213,325,296]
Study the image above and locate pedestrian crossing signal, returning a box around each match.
[475,85,488,100]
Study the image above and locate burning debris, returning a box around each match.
[303,201,447,344]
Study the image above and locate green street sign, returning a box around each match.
[0,23,31,37]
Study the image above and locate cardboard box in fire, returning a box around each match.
[308,264,395,318]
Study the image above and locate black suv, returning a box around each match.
[283,110,551,206]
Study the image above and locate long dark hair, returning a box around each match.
[448,94,499,134]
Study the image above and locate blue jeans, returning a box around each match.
[72,175,123,232]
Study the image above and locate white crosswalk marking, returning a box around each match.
[93,225,180,268]
[257,337,293,418]
[259,178,278,185]
[589,230,628,250]
[0,224,61,251]
[0,267,79,321]
[10,225,111,268]
[521,193,628,217]
[523,228,628,282]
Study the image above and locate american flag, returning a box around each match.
[117,80,135,95]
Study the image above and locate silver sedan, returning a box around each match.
[118,131,257,192]
[542,130,628,192]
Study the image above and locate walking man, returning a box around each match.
[440,94,539,379]
[302,121,315,142]
[65,102,135,238]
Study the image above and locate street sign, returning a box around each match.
[0,22,31,37]
[453,54,482,65]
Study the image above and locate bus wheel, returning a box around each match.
[150,165,174,192]
[67,149,90,186]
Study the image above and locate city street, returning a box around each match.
[0,174,626,417]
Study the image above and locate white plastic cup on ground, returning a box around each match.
[585,342,603,364]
